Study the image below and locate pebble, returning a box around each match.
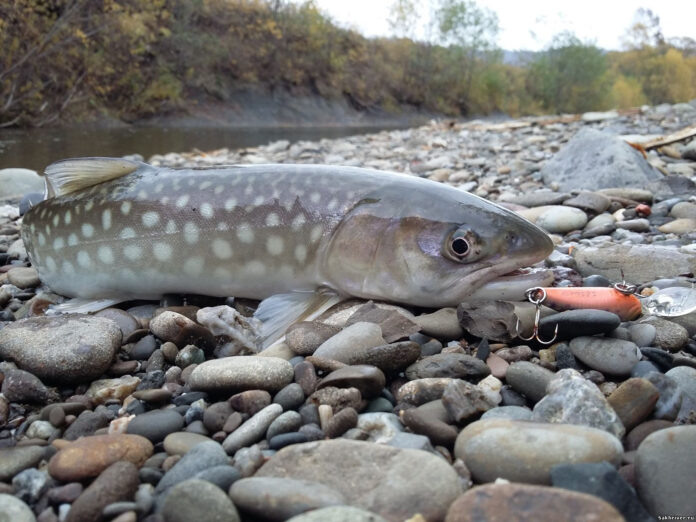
[607,377,659,432]
[532,369,625,438]
[230,477,345,520]
[355,412,403,444]
[323,407,358,438]
[480,405,532,421]
[163,432,211,455]
[13,468,48,503]
[413,308,464,339]
[635,426,696,517]
[308,386,362,413]
[229,390,271,415]
[665,366,696,401]
[160,478,240,522]
[126,409,184,443]
[445,483,624,522]
[222,403,283,454]
[405,353,490,381]
[3,370,52,405]
[193,465,241,491]
[286,321,341,355]
[538,309,620,340]
[643,372,683,420]
[454,418,623,484]
[203,402,234,433]
[87,375,140,404]
[188,356,294,392]
[95,308,140,339]
[628,323,656,347]
[505,361,555,403]
[273,383,306,411]
[0,445,46,481]
[0,493,36,522]
[441,379,498,422]
[535,205,588,233]
[266,411,303,441]
[286,505,387,522]
[7,267,40,288]
[48,434,153,482]
[625,419,675,451]
[569,337,641,376]
[318,365,385,398]
[0,314,121,382]
[65,461,139,522]
[313,322,385,361]
[563,191,611,213]
[149,311,214,350]
[640,316,689,352]
[156,440,229,493]
[256,439,462,521]
[550,461,654,522]
[344,302,419,343]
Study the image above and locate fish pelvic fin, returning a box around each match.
[48,297,124,315]
[44,157,141,198]
[255,289,344,349]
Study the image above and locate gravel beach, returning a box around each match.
[1,101,696,521]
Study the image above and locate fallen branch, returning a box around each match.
[640,125,696,150]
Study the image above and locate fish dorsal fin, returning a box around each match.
[44,157,141,198]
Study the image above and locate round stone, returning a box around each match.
[286,506,387,522]
[222,404,283,454]
[156,441,229,494]
[569,337,641,376]
[286,322,342,355]
[7,267,40,288]
[318,365,386,398]
[635,426,696,517]
[161,478,240,522]
[405,353,490,381]
[188,356,293,392]
[0,493,36,522]
[607,378,660,431]
[48,434,153,482]
[312,322,386,361]
[0,445,46,482]
[536,206,588,233]
[454,418,623,484]
[126,409,184,443]
[665,366,696,401]
[230,477,345,520]
[505,361,555,403]
[0,314,122,382]
[163,432,212,455]
[445,483,623,522]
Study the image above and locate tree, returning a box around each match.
[527,32,611,114]
[388,0,420,40]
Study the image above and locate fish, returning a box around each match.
[21,157,553,342]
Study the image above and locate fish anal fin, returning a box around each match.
[254,290,344,349]
[44,157,141,197]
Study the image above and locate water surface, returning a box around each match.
[0,125,399,171]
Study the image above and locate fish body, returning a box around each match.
[22,158,553,311]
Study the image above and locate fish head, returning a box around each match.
[321,181,553,307]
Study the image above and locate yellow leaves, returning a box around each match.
[611,75,647,108]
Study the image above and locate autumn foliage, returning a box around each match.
[1,0,695,127]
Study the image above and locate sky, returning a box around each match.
[305,0,695,51]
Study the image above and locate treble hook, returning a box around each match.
[515,287,559,345]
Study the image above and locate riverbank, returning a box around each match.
[1,102,696,521]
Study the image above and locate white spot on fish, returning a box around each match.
[310,192,321,204]
[327,198,338,211]
[200,203,214,219]
[45,256,57,272]
[253,195,264,206]
[160,197,169,205]
[62,260,75,275]
[176,195,190,208]
[199,181,212,190]
[38,232,46,247]
[214,267,232,279]
[53,237,65,250]
[52,214,59,227]
[137,190,148,200]
[212,238,233,259]
[124,244,142,260]
[295,244,307,263]
[85,201,94,211]
[165,220,177,234]
[82,223,94,238]
[216,222,229,232]
[142,211,160,228]
[237,223,254,243]
[121,201,132,215]
[245,260,266,277]
[77,251,91,268]
[266,212,280,227]
[291,214,306,231]
[244,185,254,196]
[310,225,323,243]
[224,198,237,211]
[153,242,173,262]
[68,233,78,246]
[214,185,224,195]
[183,222,199,244]
[64,210,72,225]
[98,246,114,264]
[120,227,136,239]
[102,209,112,231]
[154,182,164,193]
[183,256,204,276]
[266,235,284,256]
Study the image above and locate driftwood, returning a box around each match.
[639,125,696,150]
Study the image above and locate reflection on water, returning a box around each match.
[0,125,400,171]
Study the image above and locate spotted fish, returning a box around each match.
[21,157,553,341]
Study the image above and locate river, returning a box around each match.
[0,125,401,172]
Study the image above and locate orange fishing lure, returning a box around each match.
[530,287,642,321]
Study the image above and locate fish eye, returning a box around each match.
[451,237,470,257]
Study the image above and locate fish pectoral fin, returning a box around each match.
[44,157,141,197]
[48,297,124,315]
[255,290,344,349]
